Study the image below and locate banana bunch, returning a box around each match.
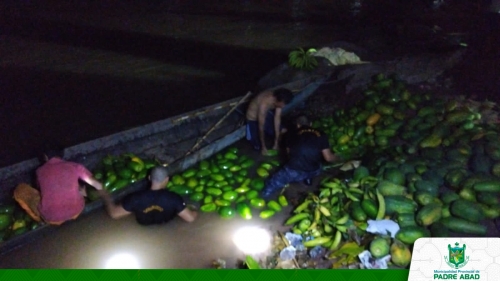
[284,191,355,251]
[319,177,366,203]
[288,48,318,71]
[282,173,385,251]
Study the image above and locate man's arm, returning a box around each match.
[273,107,282,149]
[322,149,338,163]
[81,175,104,191]
[178,206,198,223]
[97,190,132,219]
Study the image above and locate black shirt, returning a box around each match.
[286,126,330,172]
[121,189,186,225]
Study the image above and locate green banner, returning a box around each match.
[0,270,409,281]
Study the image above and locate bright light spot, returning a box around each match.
[104,253,141,269]
[233,227,271,254]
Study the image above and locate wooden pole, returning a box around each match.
[184,91,253,157]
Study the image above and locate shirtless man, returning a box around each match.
[246,88,294,155]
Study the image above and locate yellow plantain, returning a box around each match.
[319,197,329,204]
[311,195,320,203]
[318,205,331,217]
[335,214,350,225]
[329,230,343,251]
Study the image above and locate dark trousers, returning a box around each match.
[260,165,322,199]
[246,111,281,150]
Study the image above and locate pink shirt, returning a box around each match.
[36,157,91,223]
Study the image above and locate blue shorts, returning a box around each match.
[260,165,322,200]
[246,111,284,150]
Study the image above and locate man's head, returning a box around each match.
[296,115,312,128]
[149,166,169,190]
[273,88,294,108]
[38,147,64,163]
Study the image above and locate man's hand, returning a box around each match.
[261,147,268,156]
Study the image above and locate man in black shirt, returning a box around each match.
[98,166,197,225]
[260,115,338,200]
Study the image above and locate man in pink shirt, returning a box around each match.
[14,149,103,225]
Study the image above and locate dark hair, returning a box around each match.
[273,88,294,104]
[39,147,64,163]
[296,115,311,126]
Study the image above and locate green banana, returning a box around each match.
[349,187,364,194]
[329,230,342,251]
[330,197,339,206]
[321,181,342,189]
[335,214,350,225]
[313,208,321,222]
[323,223,333,234]
[294,199,311,213]
[336,225,348,233]
[285,213,310,225]
[319,188,331,198]
[348,182,360,189]
[344,190,360,202]
[375,189,386,220]
[318,205,331,217]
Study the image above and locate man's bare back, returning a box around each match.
[246,91,276,121]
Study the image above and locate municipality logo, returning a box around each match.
[445,242,470,269]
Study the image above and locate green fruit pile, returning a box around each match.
[166,147,289,220]
[0,203,41,243]
[89,153,158,199]
[283,73,500,268]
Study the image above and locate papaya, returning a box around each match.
[361,199,378,219]
[350,202,368,222]
[236,203,252,220]
[0,214,12,231]
[414,192,435,206]
[377,180,407,196]
[419,134,442,148]
[396,213,417,227]
[259,209,275,219]
[430,222,450,237]
[384,196,418,215]
[395,226,431,245]
[450,199,484,223]
[414,180,439,197]
[444,168,468,189]
[370,237,390,259]
[353,166,370,182]
[441,217,487,235]
[390,240,412,268]
[415,203,442,226]
[383,168,406,186]
[219,206,236,219]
